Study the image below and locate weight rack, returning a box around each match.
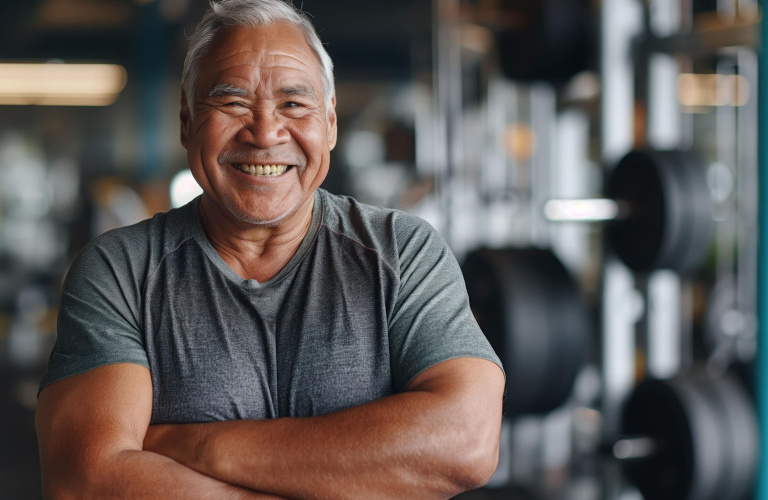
[433,0,767,498]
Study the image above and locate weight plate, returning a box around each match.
[496,0,593,83]
[671,151,714,273]
[675,377,730,500]
[621,376,728,500]
[697,374,759,500]
[656,150,693,270]
[605,149,713,272]
[606,150,671,271]
[462,248,591,416]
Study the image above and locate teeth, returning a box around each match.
[235,164,289,176]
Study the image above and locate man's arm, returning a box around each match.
[36,363,286,500]
[144,357,504,500]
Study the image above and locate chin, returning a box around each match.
[224,196,300,227]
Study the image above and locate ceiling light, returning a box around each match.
[0,63,127,106]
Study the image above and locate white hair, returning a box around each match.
[182,0,335,114]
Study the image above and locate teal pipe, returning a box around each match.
[758,3,768,499]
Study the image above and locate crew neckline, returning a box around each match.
[188,190,324,289]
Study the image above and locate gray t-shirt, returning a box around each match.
[40,189,502,423]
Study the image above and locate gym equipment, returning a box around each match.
[617,373,758,500]
[544,149,714,273]
[461,247,591,416]
[492,0,594,83]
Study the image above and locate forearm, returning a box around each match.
[43,447,285,500]
[145,390,498,499]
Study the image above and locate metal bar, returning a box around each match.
[600,0,642,447]
[736,48,760,363]
[600,2,644,498]
[756,1,768,497]
[543,199,621,222]
[646,0,683,381]
[644,19,760,56]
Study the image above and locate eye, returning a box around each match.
[283,101,302,108]
[225,101,245,107]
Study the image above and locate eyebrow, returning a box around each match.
[279,85,317,100]
[208,84,249,98]
[207,83,319,100]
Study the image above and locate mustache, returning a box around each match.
[218,148,306,166]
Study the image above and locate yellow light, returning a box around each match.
[503,123,537,162]
[0,63,127,106]
[677,73,750,109]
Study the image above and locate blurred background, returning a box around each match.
[1,0,767,499]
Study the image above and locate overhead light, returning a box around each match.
[0,63,127,106]
[677,73,750,109]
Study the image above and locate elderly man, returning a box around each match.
[35,0,505,498]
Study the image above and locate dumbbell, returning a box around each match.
[545,149,714,273]
[611,372,758,500]
[462,247,591,416]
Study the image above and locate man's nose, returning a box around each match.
[236,110,289,148]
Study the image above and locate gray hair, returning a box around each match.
[182,0,335,114]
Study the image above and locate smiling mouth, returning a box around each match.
[232,163,292,176]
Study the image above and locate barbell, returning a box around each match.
[461,249,757,498]
[544,149,714,273]
[616,372,758,500]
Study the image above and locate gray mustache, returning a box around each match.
[218,149,305,166]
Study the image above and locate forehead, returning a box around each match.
[198,23,323,92]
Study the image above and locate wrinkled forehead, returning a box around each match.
[197,23,324,92]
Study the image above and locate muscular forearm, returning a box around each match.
[144,389,499,500]
[43,447,285,500]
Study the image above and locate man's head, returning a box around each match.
[182,0,335,116]
[180,0,337,228]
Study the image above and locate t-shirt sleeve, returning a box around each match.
[38,238,149,396]
[388,215,504,391]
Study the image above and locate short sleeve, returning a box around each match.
[38,238,149,396]
[388,216,504,391]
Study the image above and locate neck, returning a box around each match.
[198,193,315,282]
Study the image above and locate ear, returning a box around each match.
[326,93,338,151]
[180,89,191,149]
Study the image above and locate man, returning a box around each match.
[35,0,505,498]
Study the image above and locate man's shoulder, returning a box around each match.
[319,189,438,248]
[72,200,198,279]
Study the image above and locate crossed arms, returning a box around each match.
[36,357,505,499]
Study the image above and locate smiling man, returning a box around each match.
[35,1,505,499]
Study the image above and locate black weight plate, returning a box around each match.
[676,377,730,500]
[606,150,672,271]
[671,151,714,272]
[463,249,553,415]
[496,0,593,83]
[654,150,694,270]
[606,149,712,272]
[462,248,591,416]
[697,374,759,500]
[621,377,727,500]
[540,263,592,411]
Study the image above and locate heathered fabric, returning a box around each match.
[39,189,502,423]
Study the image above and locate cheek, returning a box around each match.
[190,114,237,155]
[291,119,330,157]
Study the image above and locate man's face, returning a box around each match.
[181,23,337,227]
